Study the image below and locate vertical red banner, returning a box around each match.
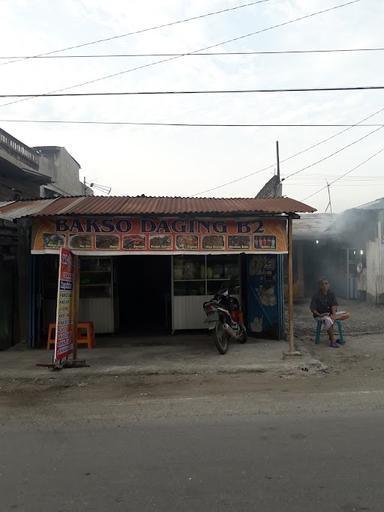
[54,247,74,362]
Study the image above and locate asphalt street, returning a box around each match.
[1,374,384,512]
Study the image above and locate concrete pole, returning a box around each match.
[276,141,280,180]
[287,216,295,353]
[378,218,382,304]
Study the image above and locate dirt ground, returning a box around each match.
[294,298,384,336]
[294,299,384,385]
[0,298,383,403]
[1,330,384,409]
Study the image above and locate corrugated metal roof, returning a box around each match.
[0,199,57,221]
[0,195,316,220]
[293,213,337,239]
[354,197,384,211]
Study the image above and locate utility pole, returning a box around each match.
[287,215,294,353]
[276,140,280,180]
[282,141,300,356]
[275,140,283,197]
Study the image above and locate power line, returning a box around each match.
[282,125,384,181]
[301,147,384,201]
[284,176,384,183]
[0,0,362,109]
[1,46,383,59]
[288,174,384,180]
[0,0,269,67]
[1,85,384,98]
[0,119,384,128]
[286,182,384,186]
[192,103,384,195]
[1,114,381,198]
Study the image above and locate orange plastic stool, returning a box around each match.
[47,321,95,350]
[47,323,56,350]
[77,322,95,349]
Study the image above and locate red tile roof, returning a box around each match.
[0,195,316,220]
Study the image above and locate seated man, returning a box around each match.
[310,278,350,348]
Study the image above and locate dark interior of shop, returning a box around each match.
[116,255,172,334]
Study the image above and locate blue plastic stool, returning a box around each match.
[315,319,345,345]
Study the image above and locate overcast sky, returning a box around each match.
[1,0,383,212]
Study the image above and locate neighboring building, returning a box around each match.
[332,198,384,304]
[35,146,92,198]
[0,217,23,350]
[292,212,370,302]
[292,213,346,300]
[0,128,92,199]
[0,128,51,201]
[292,203,384,304]
[0,127,91,349]
[0,129,51,349]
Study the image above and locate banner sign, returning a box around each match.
[32,217,288,254]
[54,247,74,361]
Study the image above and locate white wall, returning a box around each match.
[366,223,384,303]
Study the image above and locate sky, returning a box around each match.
[1,0,383,212]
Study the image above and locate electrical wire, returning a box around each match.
[286,183,384,186]
[282,125,384,181]
[0,0,269,67]
[1,85,384,98]
[289,174,384,180]
[285,179,384,185]
[288,176,384,181]
[193,105,384,195]
[1,113,381,199]
[301,147,384,201]
[1,46,383,59]
[0,0,362,109]
[0,119,383,128]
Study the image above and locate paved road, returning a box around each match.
[1,375,384,512]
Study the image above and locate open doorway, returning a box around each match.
[116,255,172,334]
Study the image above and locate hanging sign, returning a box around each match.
[32,217,288,254]
[54,247,74,361]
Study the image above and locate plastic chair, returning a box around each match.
[47,321,95,349]
[315,318,345,345]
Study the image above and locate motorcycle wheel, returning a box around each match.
[214,321,229,355]
[238,327,248,344]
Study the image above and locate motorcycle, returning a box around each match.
[203,289,247,354]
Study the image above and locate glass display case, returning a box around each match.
[79,257,114,333]
[206,255,240,295]
[172,255,241,330]
[173,255,240,296]
[80,257,113,299]
[173,255,206,296]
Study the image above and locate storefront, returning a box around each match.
[0,196,315,347]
